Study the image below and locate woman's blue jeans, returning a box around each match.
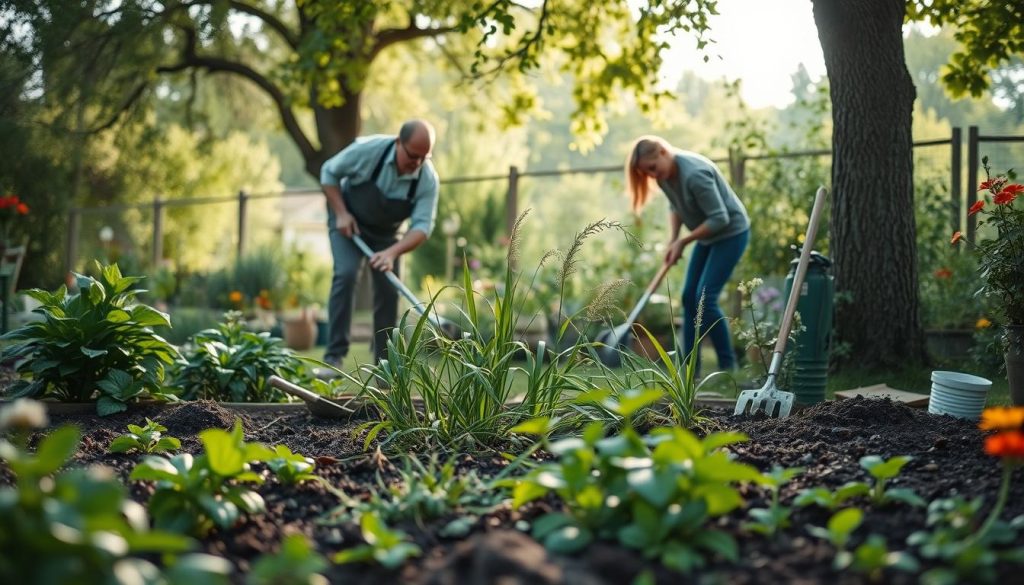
[681,229,749,375]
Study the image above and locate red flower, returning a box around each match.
[994,183,1023,206]
[984,431,1024,459]
[968,200,986,215]
[979,177,1007,192]
[16,202,28,214]
[934,267,952,279]
[950,231,963,245]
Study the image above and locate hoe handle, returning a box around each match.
[774,186,829,356]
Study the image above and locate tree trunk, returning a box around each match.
[811,0,925,368]
[306,86,363,178]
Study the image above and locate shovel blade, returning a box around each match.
[734,388,795,418]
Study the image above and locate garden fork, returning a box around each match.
[735,186,829,418]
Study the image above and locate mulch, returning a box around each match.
[5,397,1023,584]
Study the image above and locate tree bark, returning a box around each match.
[308,86,363,178]
[811,0,925,368]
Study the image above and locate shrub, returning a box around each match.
[2,262,180,415]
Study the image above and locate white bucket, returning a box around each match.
[928,370,992,421]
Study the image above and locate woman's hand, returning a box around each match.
[664,239,686,266]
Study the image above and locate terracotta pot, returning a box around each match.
[1005,324,1024,406]
[283,309,317,351]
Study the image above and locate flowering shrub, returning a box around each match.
[0,193,29,245]
[952,158,1024,324]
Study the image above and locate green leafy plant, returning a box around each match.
[323,454,503,538]
[1,262,180,415]
[332,514,421,569]
[858,455,926,507]
[267,444,318,485]
[742,466,804,536]
[907,496,1024,585]
[793,482,871,511]
[172,311,304,402]
[809,509,918,580]
[130,418,274,537]
[505,417,764,574]
[0,400,230,584]
[109,418,182,454]
[358,215,625,451]
[734,278,803,387]
[248,534,328,585]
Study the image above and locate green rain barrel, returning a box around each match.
[782,250,834,404]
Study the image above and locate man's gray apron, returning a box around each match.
[326,141,420,363]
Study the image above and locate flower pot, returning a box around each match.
[928,370,991,421]
[1005,325,1024,406]
[283,309,317,351]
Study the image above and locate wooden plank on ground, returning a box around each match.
[834,384,930,407]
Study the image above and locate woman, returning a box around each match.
[625,135,750,373]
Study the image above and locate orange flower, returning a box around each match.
[16,202,28,214]
[950,231,963,245]
[229,290,243,303]
[984,431,1024,459]
[968,200,986,215]
[979,406,1024,431]
[933,267,952,279]
[976,317,992,329]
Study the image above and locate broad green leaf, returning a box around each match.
[701,431,749,451]
[531,513,574,540]
[543,524,593,554]
[511,416,553,436]
[615,388,664,418]
[199,429,245,477]
[827,508,863,548]
[885,487,926,507]
[34,425,81,474]
[130,457,181,482]
[109,436,141,453]
[694,529,739,561]
[660,541,703,573]
[628,467,676,508]
[860,455,912,479]
[97,396,128,417]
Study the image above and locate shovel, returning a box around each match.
[734,186,829,418]
[595,260,674,367]
[268,375,356,419]
[351,234,460,338]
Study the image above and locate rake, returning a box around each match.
[595,260,674,367]
[734,186,829,418]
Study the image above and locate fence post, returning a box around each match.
[152,196,164,267]
[237,189,249,260]
[966,126,979,244]
[506,165,519,237]
[728,148,746,191]
[950,127,962,237]
[65,209,80,277]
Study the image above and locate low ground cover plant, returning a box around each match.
[108,418,182,454]
[1,262,180,414]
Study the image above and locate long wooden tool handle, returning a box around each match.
[773,186,829,355]
[268,375,319,403]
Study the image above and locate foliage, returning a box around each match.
[266,445,318,486]
[248,534,328,585]
[130,419,274,537]
[323,454,503,538]
[332,514,421,570]
[733,278,803,386]
[505,420,763,573]
[793,482,871,511]
[172,311,303,402]
[858,455,926,508]
[808,509,919,578]
[1,262,180,415]
[908,496,1024,585]
[0,404,230,585]
[0,192,30,245]
[358,215,625,451]
[918,250,984,329]
[109,418,182,455]
[742,466,803,537]
[953,158,1024,324]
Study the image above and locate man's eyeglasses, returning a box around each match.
[400,141,431,163]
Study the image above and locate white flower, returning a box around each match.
[0,398,49,431]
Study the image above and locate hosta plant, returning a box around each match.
[130,418,274,537]
[1,262,180,415]
[109,418,181,454]
[505,418,765,574]
[172,311,304,402]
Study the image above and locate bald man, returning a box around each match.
[318,120,440,374]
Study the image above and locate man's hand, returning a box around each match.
[369,248,399,272]
[335,212,360,237]
[664,239,686,266]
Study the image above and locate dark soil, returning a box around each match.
[8,397,1024,584]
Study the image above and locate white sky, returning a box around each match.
[660,0,827,109]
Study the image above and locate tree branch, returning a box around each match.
[158,29,316,162]
[183,0,299,49]
[371,22,460,59]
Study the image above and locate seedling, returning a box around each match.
[808,507,864,551]
[332,514,421,569]
[131,418,274,536]
[743,465,804,536]
[267,445,318,485]
[248,534,328,585]
[859,455,926,507]
[809,508,918,580]
[109,418,181,454]
[793,482,870,510]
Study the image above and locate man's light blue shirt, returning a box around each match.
[320,134,439,236]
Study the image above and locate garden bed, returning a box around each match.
[6,396,1021,584]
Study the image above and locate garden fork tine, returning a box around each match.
[735,186,829,418]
